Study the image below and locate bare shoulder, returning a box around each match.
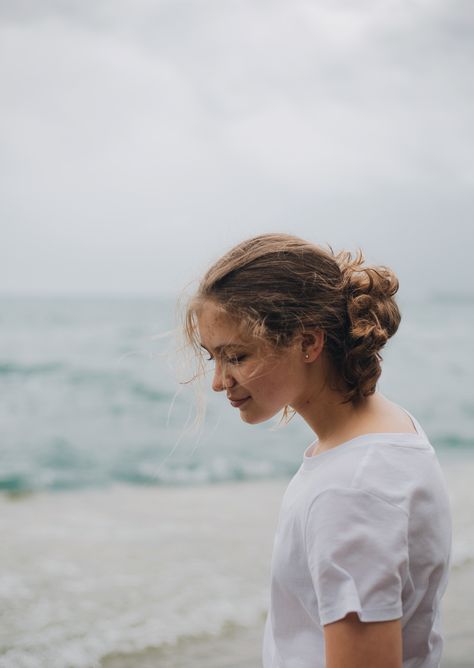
[315,394,418,454]
[371,394,417,434]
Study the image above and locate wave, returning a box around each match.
[0,482,273,668]
[429,291,474,305]
[0,605,267,668]
[100,618,266,668]
[1,432,472,494]
[1,359,173,403]
[434,434,474,449]
[0,456,294,494]
[0,361,64,376]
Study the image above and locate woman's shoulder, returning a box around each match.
[302,434,437,516]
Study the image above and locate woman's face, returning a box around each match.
[197,300,310,424]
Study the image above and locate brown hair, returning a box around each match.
[183,232,401,415]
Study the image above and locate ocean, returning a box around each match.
[1,293,473,667]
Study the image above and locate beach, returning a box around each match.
[1,451,473,668]
[1,295,473,667]
[101,452,474,668]
[102,576,474,668]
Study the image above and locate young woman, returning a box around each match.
[183,233,452,668]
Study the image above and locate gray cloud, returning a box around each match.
[0,0,473,297]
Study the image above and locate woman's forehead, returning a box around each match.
[197,302,254,350]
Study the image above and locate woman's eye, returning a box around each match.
[204,352,247,365]
[227,354,247,365]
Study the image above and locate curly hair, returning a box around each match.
[183,233,401,414]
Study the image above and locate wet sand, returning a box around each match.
[102,538,474,668]
[101,453,474,667]
[102,562,474,668]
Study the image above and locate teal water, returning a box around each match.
[1,293,473,668]
[0,293,473,493]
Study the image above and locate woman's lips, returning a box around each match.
[229,396,250,408]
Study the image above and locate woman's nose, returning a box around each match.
[211,363,235,393]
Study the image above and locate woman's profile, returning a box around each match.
[182,233,452,667]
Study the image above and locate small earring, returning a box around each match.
[305,354,309,359]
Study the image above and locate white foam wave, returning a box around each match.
[0,481,284,668]
[1,454,473,668]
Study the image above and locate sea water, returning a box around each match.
[0,293,473,667]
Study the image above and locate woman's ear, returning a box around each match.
[301,329,325,362]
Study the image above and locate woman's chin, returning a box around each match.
[239,407,280,425]
[239,412,258,424]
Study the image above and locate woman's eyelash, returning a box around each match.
[204,354,247,363]
[227,354,247,364]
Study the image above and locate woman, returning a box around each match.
[183,233,452,668]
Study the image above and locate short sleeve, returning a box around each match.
[305,488,408,626]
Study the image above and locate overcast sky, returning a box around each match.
[1,0,473,299]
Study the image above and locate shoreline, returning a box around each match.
[101,559,474,668]
[101,457,473,668]
[2,458,472,668]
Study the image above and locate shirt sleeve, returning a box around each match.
[304,487,408,626]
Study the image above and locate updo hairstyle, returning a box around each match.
[184,233,401,410]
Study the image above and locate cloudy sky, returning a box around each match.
[1,0,473,298]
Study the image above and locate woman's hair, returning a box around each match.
[183,233,401,414]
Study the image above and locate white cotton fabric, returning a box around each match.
[262,407,452,668]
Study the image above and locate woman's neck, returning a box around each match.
[294,389,411,453]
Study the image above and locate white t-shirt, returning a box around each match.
[262,408,452,668]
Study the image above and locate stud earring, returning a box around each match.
[305,354,309,359]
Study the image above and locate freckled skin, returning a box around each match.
[197,300,416,447]
[197,301,323,425]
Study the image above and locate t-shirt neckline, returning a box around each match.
[302,407,430,469]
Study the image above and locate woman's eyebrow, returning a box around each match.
[199,342,243,354]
